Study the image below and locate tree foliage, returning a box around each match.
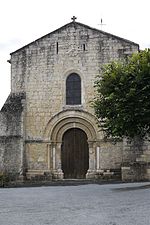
[93,49,150,139]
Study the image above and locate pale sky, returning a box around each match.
[0,0,150,109]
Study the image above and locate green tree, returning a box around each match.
[93,49,150,139]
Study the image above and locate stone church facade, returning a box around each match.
[0,18,150,181]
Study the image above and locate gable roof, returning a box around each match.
[10,21,139,55]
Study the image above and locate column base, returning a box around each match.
[86,170,97,179]
[53,169,64,180]
[18,174,26,182]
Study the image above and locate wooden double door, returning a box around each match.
[61,128,89,179]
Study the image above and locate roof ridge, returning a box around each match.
[10,21,139,55]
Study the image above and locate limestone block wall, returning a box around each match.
[0,93,25,173]
[0,112,7,171]
[26,143,49,170]
[10,22,139,141]
[3,137,22,173]
[0,138,5,171]
[9,22,139,175]
[0,112,7,136]
[97,141,123,170]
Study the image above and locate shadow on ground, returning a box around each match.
[113,184,150,191]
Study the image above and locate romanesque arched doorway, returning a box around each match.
[61,128,89,179]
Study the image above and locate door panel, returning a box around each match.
[61,128,89,179]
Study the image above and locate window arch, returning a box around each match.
[66,73,81,105]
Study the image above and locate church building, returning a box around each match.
[0,17,150,181]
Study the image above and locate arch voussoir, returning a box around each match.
[44,110,98,142]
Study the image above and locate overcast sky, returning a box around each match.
[0,0,150,108]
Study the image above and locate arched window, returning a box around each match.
[66,73,81,105]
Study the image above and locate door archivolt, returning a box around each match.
[44,110,98,143]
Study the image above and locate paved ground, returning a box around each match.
[0,182,150,225]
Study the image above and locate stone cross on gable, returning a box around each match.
[71,16,77,22]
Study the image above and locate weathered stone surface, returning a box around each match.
[0,20,149,181]
[0,92,25,174]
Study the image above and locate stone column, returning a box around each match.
[86,141,97,179]
[52,145,56,170]
[96,146,100,171]
[47,143,51,170]
[52,142,64,179]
